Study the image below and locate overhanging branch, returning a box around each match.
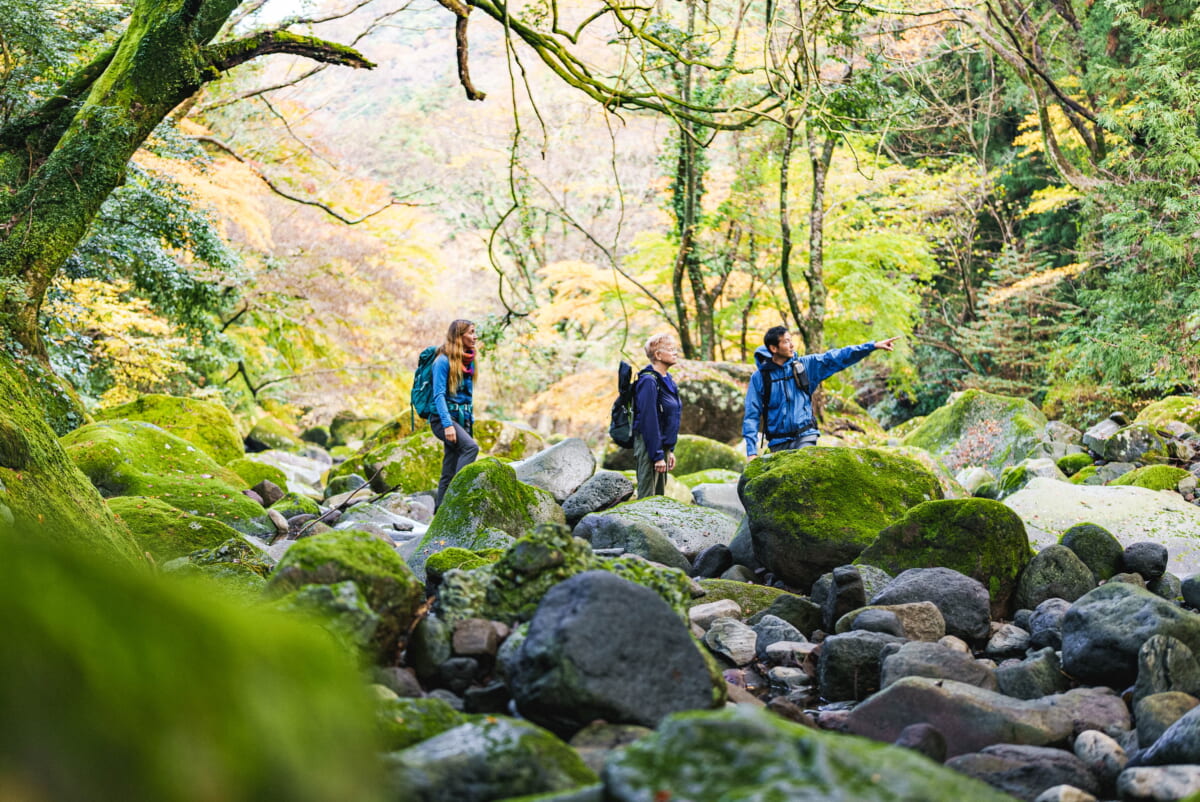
[203,30,375,74]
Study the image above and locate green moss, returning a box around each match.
[1069,465,1100,485]
[1059,523,1124,582]
[671,434,746,475]
[107,495,242,562]
[695,579,791,617]
[270,580,381,661]
[1134,396,1200,430]
[474,419,546,460]
[856,498,1033,616]
[0,535,385,802]
[328,431,444,495]
[881,446,969,499]
[271,492,321,518]
[362,417,416,449]
[1041,382,1142,431]
[1056,452,1094,477]
[1109,465,1191,491]
[376,696,466,751]
[998,464,1030,497]
[330,411,386,447]
[901,389,1048,473]
[674,469,743,488]
[225,457,288,490]
[96,394,243,465]
[248,415,304,451]
[267,529,425,664]
[0,347,139,561]
[60,420,271,538]
[425,547,504,585]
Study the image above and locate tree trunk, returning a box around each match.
[778,119,804,336]
[799,123,835,355]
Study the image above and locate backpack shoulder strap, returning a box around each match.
[760,368,774,441]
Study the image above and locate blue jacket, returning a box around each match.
[633,366,681,462]
[432,354,474,430]
[742,342,876,456]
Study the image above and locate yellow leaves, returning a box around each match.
[532,260,615,331]
[1022,186,1081,217]
[985,263,1089,306]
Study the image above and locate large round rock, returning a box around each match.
[857,498,1032,618]
[1061,582,1200,687]
[869,567,992,644]
[512,437,596,502]
[507,570,721,737]
[740,447,943,589]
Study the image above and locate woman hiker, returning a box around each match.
[632,332,683,498]
[430,319,480,508]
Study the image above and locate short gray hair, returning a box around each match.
[645,333,677,361]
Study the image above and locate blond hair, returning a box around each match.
[436,319,476,393]
[644,333,677,361]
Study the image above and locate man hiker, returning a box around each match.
[742,326,898,459]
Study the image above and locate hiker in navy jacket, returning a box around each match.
[430,319,480,507]
[633,333,683,498]
[742,326,898,458]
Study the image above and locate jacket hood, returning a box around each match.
[754,345,792,370]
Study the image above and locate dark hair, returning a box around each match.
[764,326,789,350]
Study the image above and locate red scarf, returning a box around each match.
[462,348,475,376]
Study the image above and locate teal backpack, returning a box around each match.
[410,346,439,423]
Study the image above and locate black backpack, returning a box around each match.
[609,362,660,449]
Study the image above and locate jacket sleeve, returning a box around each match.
[742,371,763,457]
[806,342,876,386]
[432,356,453,429]
[633,375,665,461]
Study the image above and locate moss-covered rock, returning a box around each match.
[671,359,756,442]
[694,579,791,618]
[1056,452,1094,477]
[1059,523,1125,583]
[998,458,1067,499]
[328,431,444,495]
[330,410,386,447]
[1135,396,1200,431]
[881,445,969,499]
[1110,465,1192,492]
[1069,465,1101,485]
[376,696,466,751]
[270,492,321,519]
[225,456,288,490]
[901,389,1048,474]
[603,705,1015,801]
[582,495,737,559]
[271,580,382,662]
[410,459,565,579]
[61,420,271,538]
[674,469,743,488]
[822,394,890,448]
[247,414,305,452]
[857,499,1034,618]
[96,394,243,465]
[107,495,243,562]
[474,419,547,460]
[435,524,693,625]
[161,536,275,601]
[0,536,385,801]
[671,433,745,475]
[267,530,425,664]
[425,546,504,588]
[0,348,140,561]
[1099,423,1176,464]
[742,447,944,589]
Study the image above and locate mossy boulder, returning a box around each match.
[741,447,944,589]
[247,414,305,452]
[672,433,745,475]
[409,459,565,579]
[998,458,1067,499]
[107,496,243,562]
[671,359,756,442]
[474,419,547,460]
[857,499,1034,618]
[822,394,889,448]
[424,546,504,588]
[435,523,695,625]
[270,580,382,662]
[882,445,969,499]
[1060,523,1125,582]
[694,579,792,618]
[1110,465,1192,492]
[1098,423,1176,464]
[267,529,425,663]
[330,411,386,447]
[225,456,288,490]
[328,431,444,495]
[60,420,271,538]
[674,469,743,488]
[383,716,597,800]
[580,495,737,559]
[0,536,385,802]
[1135,396,1200,431]
[270,492,321,519]
[96,394,243,465]
[161,536,275,601]
[376,696,466,751]
[603,705,1015,802]
[901,389,1048,474]
[1057,452,1094,477]
[1069,465,1101,485]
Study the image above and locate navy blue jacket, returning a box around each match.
[633,366,681,462]
[742,342,876,456]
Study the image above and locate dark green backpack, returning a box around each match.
[410,346,439,421]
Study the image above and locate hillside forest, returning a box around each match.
[2,0,1199,464]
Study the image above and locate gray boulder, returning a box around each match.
[817,630,906,701]
[1116,766,1200,802]
[995,647,1071,700]
[577,496,738,559]
[946,744,1099,802]
[562,471,634,526]
[1134,692,1199,751]
[572,514,690,573]
[506,571,720,736]
[1016,545,1096,611]
[881,640,998,691]
[512,438,596,502]
[1134,635,1200,705]
[690,482,744,520]
[1123,541,1169,582]
[870,567,992,644]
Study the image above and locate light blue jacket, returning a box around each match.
[432,354,473,430]
[742,342,876,456]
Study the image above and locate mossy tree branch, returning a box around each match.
[203,31,376,73]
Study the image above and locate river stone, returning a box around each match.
[986,624,1031,659]
[691,482,745,520]
[507,571,721,736]
[270,580,381,660]
[851,609,906,637]
[1185,574,1200,609]
[1061,583,1200,687]
[823,565,867,631]
[409,459,565,579]
[1005,478,1200,578]
[900,389,1048,475]
[818,630,907,701]
[245,449,328,495]
[752,615,805,659]
[705,617,758,665]
[857,498,1033,618]
[690,544,734,578]
[728,515,760,571]
[1148,572,1182,602]
[746,593,823,637]
[512,437,596,502]
[1060,523,1125,583]
[1124,542,1169,581]
[870,567,992,644]
[844,678,1130,758]
[1116,766,1200,801]
[1029,598,1072,650]
[1135,692,1199,751]
[1074,729,1127,787]
[689,599,743,629]
[602,705,1017,802]
[946,744,1099,802]
[578,495,738,559]
[1098,423,1175,464]
[573,514,690,573]
[562,471,634,526]
[1135,635,1200,705]
[740,446,943,589]
[880,640,998,691]
[996,647,1071,700]
[382,716,597,800]
[1016,545,1097,610]
[1132,702,1200,768]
